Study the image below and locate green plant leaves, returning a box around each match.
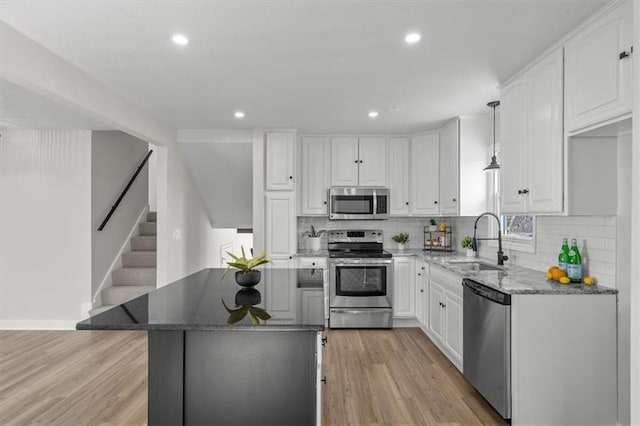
[222,246,271,278]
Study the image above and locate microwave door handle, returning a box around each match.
[372,189,378,219]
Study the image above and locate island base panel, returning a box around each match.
[148,330,318,426]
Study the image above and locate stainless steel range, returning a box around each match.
[328,229,393,328]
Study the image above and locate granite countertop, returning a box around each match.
[294,249,329,257]
[386,248,617,296]
[77,268,324,332]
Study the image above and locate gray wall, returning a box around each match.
[92,131,149,296]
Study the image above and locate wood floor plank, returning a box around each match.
[0,328,505,425]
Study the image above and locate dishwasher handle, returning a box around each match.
[463,279,511,305]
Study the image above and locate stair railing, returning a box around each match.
[98,150,153,231]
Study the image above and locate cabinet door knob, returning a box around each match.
[354,160,358,163]
[620,51,630,60]
[289,256,293,259]
[518,189,523,195]
[452,198,457,202]
[434,201,438,204]
[420,289,424,293]
[522,189,529,194]
[289,176,293,180]
[359,160,363,164]
[405,202,409,205]
[312,262,316,266]
[321,336,328,346]
[324,201,327,205]
[418,273,421,276]
[321,376,327,384]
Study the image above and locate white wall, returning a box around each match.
[0,130,92,329]
[0,22,213,293]
[148,143,157,212]
[91,131,149,297]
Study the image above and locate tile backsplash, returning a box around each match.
[298,214,617,288]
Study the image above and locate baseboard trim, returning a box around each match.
[393,317,421,327]
[0,320,77,330]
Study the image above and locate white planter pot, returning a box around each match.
[429,225,437,232]
[397,243,406,250]
[466,248,476,257]
[308,237,322,252]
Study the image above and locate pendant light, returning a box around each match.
[484,100,500,171]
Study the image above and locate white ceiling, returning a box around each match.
[0,0,608,134]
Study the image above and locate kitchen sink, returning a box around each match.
[449,261,504,272]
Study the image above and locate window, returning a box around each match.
[487,147,536,253]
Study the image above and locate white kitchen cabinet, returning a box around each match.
[415,260,429,326]
[358,137,387,186]
[443,290,463,363]
[511,293,617,425]
[427,265,463,371]
[388,137,410,215]
[565,1,633,133]
[264,262,296,323]
[300,289,324,324]
[330,137,387,187]
[300,136,330,215]
[393,257,415,318]
[410,132,440,216]
[428,281,445,342]
[265,192,296,260]
[500,47,563,214]
[439,120,459,215]
[266,131,296,191]
[296,257,329,323]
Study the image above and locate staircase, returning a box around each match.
[90,211,157,316]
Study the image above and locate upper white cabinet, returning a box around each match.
[266,131,296,191]
[565,1,633,133]
[330,137,387,187]
[265,192,296,260]
[388,137,411,215]
[439,120,459,215]
[500,47,564,214]
[300,136,330,215]
[410,132,440,215]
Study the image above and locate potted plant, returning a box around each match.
[304,225,326,252]
[429,218,438,232]
[438,221,448,232]
[224,246,271,287]
[392,232,410,250]
[461,236,475,257]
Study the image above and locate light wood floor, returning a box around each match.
[0,328,505,425]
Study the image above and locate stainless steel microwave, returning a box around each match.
[328,187,389,220]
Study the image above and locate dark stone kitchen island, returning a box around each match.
[77,268,324,426]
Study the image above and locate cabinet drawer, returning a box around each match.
[296,257,328,269]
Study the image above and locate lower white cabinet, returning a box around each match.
[393,257,416,318]
[426,265,463,371]
[265,260,296,324]
[296,256,329,324]
[300,289,324,324]
[415,260,429,325]
[393,257,415,317]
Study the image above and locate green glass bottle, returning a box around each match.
[567,238,582,283]
[558,238,570,272]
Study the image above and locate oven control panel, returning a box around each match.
[328,229,383,244]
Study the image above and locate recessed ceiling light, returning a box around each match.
[234,111,245,119]
[172,34,189,46]
[405,33,421,44]
[368,111,379,118]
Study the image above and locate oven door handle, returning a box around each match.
[330,259,393,265]
[331,309,391,314]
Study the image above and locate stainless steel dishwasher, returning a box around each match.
[463,278,511,420]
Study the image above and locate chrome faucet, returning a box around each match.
[473,212,509,266]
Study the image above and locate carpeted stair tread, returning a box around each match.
[122,251,156,267]
[131,236,156,251]
[102,285,155,306]
[112,267,156,286]
[139,222,156,236]
[147,211,156,222]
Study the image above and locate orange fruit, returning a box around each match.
[559,277,570,284]
[551,268,567,281]
[548,266,559,273]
